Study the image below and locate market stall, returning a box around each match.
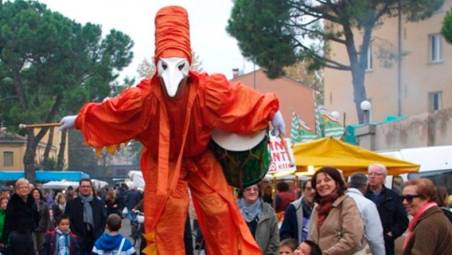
[293,137,420,176]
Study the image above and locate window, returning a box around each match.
[365,42,373,71]
[429,34,442,63]
[3,151,13,167]
[429,91,442,111]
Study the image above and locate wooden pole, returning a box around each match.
[18,123,61,129]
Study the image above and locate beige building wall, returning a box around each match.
[0,142,26,170]
[35,128,68,167]
[356,107,452,151]
[325,0,452,124]
[0,128,68,170]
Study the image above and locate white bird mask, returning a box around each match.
[157,57,190,98]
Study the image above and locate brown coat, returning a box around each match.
[308,195,364,255]
[403,206,452,255]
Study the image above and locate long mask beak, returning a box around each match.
[157,57,190,97]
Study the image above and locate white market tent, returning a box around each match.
[42,180,79,190]
[92,179,109,189]
[126,170,144,190]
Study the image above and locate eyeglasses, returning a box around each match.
[402,194,422,203]
[368,172,384,176]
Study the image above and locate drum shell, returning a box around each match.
[209,135,270,188]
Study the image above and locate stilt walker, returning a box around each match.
[60,5,285,255]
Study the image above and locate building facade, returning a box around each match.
[230,69,316,133]
[324,0,452,124]
[0,128,67,170]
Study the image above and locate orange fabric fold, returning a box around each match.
[154,6,192,63]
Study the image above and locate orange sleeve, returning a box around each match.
[202,73,279,134]
[75,79,153,148]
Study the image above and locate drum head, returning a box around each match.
[211,129,267,152]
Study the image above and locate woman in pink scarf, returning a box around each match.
[402,178,452,255]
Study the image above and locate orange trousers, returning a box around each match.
[141,151,261,255]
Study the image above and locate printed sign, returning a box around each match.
[268,136,296,176]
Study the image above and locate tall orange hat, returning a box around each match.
[154,6,192,64]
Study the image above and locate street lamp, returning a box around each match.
[330,111,340,121]
[360,100,371,124]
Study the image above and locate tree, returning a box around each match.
[227,0,444,122]
[40,127,55,169]
[67,129,98,175]
[284,62,324,104]
[442,8,452,43]
[0,0,133,182]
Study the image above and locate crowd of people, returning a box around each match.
[0,178,142,255]
[0,163,451,255]
[235,164,452,255]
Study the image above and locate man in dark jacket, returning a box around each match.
[125,187,142,212]
[365,163,409,255]
[65,178,106,255]
[2,178,39,255]
[280,180,315,242]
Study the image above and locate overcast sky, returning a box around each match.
[39,0,255,80]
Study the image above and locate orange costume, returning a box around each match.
[74,6,279,255]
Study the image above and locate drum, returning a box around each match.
[209,129,270,188]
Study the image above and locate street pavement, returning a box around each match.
[120,218,143,253]
[120,218,206,255]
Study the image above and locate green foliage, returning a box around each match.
[0,0,134,130]
[228,0,445,76]
[228,0,444,122]
[442,8,452,44]
[40,157,58,170]
[68,129,98,173]
[401,0,445,21]
[227,0,297,78]
[0,0,134,173]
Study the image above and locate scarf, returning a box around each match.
[80,195,94,228]
[35,199,42,211]
[403,202,437,250]
[316,193,339,227]
[300,198,314,241]
[238,198,262,222]
[55,228,70,255]
[58,203,66,212]
[302,198,313,218]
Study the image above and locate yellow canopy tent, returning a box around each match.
[293,137,419,176]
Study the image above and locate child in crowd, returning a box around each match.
[41,214,81,255]
[279,238,298,255]
[92,214,136,255]
[294,240,322,255]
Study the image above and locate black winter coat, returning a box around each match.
[51,203,65,222]
[2,193,39,242]
[365,186,409,255]
[64,196,106,251]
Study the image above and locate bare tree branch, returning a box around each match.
[293,39,351,70]
[286,23,347,44]
[291,2,344,24]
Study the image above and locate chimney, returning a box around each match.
[232,68,240,79]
